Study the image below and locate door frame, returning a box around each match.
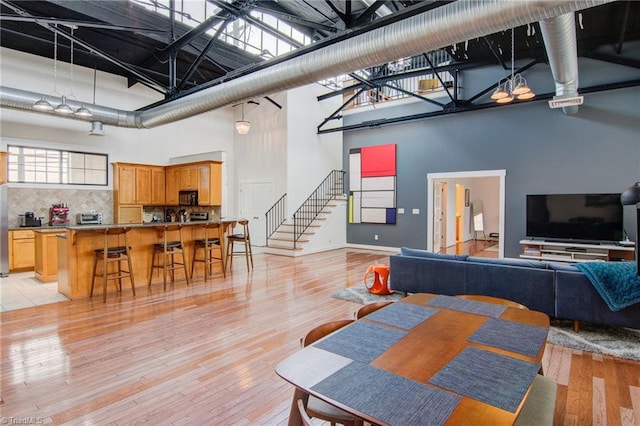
[427,170,505,257]
[238,178,275,247]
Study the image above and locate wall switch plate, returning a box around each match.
[412,208,420,215]
[374,234,379,240]
[398,208,405,214]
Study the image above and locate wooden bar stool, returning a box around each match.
[148,224,190,290]
[225,219,253,272]
[191,222,226,280]
[90,227,135,303]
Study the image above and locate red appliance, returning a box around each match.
[49,203,70,226]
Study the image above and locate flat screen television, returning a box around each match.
[526,193,623,243]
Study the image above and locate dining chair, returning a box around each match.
[297,319,365,426]
[296,399,314,426]
[191,222,226,280]
[455,294,529,310]
[355,301,394,319]
[514,374,558,425]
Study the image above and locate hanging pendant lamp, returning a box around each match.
[235,103,250,135]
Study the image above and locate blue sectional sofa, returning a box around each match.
[389,247,640,329]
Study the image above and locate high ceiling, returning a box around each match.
[1,1,639,106]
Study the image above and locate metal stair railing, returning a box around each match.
[265,193,286,245]
[292,170,345,249]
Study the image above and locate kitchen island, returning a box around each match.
[57,220,238,299]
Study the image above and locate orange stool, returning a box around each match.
[363,264,392,295]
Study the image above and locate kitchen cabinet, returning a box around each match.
[114,163,166,223]
[151,166,166,205]
[35,230,65,282]
[9,229,35,271]
[165,167,181,205]
[165,161,222,206]
[0,151,7,184]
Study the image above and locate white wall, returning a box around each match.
[286,84,343,214]
[1,47,237,206]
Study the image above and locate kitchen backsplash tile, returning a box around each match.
[8,188,112,227]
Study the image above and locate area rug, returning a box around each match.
[331,286,640,361]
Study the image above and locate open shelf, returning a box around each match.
[519,239,635,263]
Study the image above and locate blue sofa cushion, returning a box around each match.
[400,247,468,261]
[466,256,548,269]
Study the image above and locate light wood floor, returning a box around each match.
[1,248,638,425]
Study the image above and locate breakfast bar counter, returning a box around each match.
[57,220,238,299]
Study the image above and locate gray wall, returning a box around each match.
[343,85,640,258]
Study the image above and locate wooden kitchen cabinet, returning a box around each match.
[0,151,7,184]
[180,166,199,190]
[198,162,222,206]
[165,167,181,205]
[115,163,136,205]
[35,230,65,282]
[151,166,166,205]
[114,163,166,223]
[9,229,35,271]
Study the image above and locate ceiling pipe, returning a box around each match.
[0,0,612,129]
[539,13,581,115]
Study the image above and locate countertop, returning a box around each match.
[10,219,240,232]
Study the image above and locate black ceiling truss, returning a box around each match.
[0,15,165,34]
[317,78,640,134]
[0,0,168,94]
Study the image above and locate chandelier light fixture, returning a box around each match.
[490,28,535,104]
[235,102,250,135]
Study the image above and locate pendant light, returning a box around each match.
[492,28,535,104]
[235,103,250,135]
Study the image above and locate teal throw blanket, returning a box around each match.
[574,262,640,311]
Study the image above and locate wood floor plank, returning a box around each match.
[2,247,640,425]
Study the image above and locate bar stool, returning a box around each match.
[148,224,190,290]
[191,222,226,280]
[90,227,135,303]
[225,219,253,272]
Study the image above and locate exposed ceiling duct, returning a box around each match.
[0,0,613,129]
[540,13,582,115]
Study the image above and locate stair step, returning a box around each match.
[269,237,309,243]
[267,243,304,250]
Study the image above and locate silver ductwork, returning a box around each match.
[1,0,612,128]
[540,13,581,115]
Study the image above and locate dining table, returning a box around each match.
[275,293,550,426]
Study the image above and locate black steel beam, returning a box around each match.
[251,5,337,33]
[317,79,640,134]
[317,59,493,101]
[355,0,385,25]
[0,0,167,94]
[324,1,348,26]
[0,15,166,34]
[176,22,228,91]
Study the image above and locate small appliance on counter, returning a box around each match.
[190,212,209,221]
[19,212,42,227]
[49,203,70,226]
[76,212,103,225]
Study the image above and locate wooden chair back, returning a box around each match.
[356,301,394,319]
[302,319,354,347]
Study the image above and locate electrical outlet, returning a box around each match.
[374,234,379,240]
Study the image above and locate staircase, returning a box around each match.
[265,170,346,256]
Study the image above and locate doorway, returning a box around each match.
[239,180,274,247]
[427,170,505,257]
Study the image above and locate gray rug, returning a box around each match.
[331,286,640,361]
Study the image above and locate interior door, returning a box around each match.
[239,181,274,247]
[433,181,442,252]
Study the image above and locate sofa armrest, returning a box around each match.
[555,270,640,329]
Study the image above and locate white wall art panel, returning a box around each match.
[362,176,395,191]
[361,191,395,208]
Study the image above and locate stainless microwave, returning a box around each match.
[179,190,198,206]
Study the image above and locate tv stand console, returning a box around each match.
[520,239,635,263]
